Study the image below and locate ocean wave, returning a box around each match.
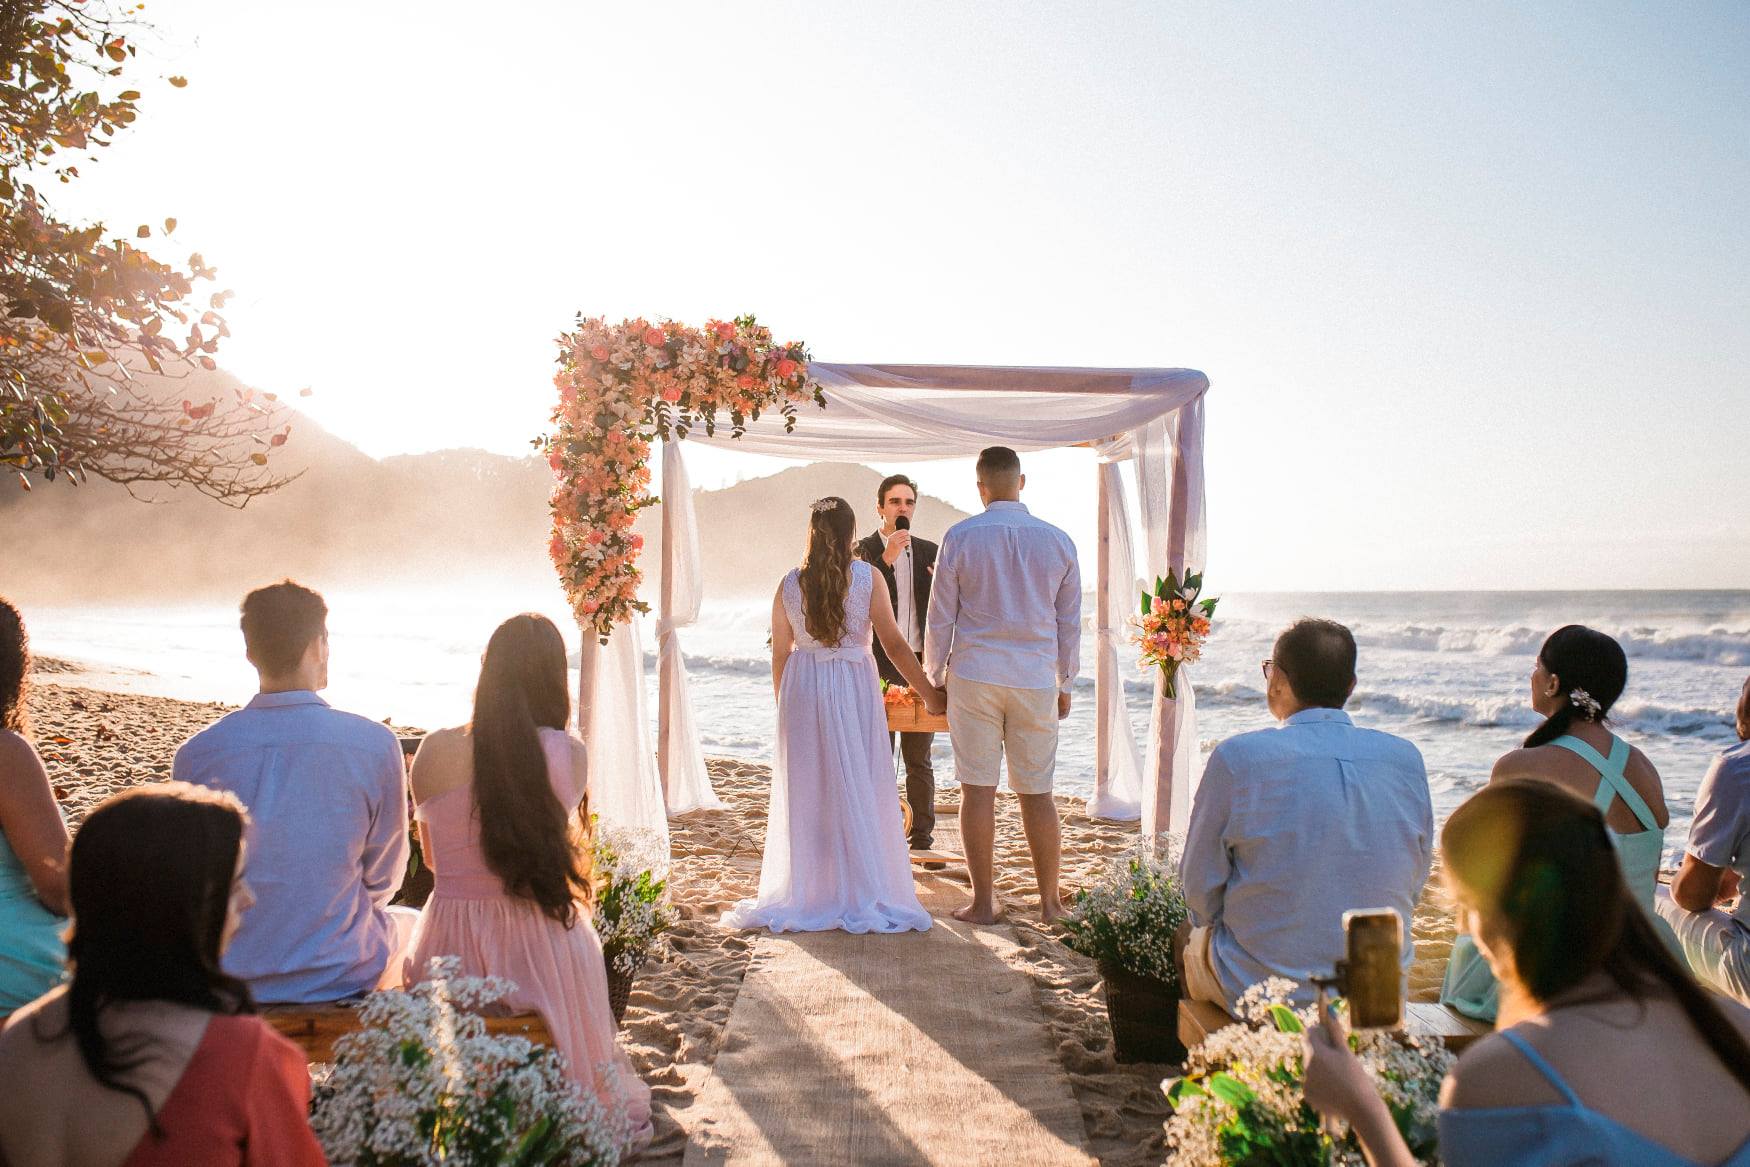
[1347,689,1737,740]
[1349,623,1750,666]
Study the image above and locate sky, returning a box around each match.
[50,1,1750,591]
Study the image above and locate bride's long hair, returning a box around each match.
[799,497,856,647]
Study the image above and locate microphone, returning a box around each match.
[895,515,910,531]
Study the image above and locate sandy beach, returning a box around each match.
[27,668,1458,1166]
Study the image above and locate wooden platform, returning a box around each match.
[1176,999,1489,1054]
[264,1002,552,1063]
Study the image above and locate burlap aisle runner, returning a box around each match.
[683,880,1095,1166]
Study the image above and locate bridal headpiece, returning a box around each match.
[810,498,838,514]
[1568,687,1603,719]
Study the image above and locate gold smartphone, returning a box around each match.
[1340,908,1403,1030]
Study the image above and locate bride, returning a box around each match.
[724,496,946,934]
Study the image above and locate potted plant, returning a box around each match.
[310,957,629,1165]
[591,822,674,1026]
[1163,978,1452,1165]
[1060,840,1190,1064]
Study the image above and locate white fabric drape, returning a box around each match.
[657,441,723,813]
[1086,457,1145,821]
[576,624,670,855]
[1133,398,1209,837]
[685,364,1209,460]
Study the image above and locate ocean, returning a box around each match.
[23,588,1749,863]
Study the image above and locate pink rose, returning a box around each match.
[548,451,564,473]
[629,533,645,550]
[661,385,682,402]
[590,345,609,361]
[643,327,665,347]
[776,357,798,379]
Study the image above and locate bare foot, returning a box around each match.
[1039,889,1074,926]
[952,901,1003,925]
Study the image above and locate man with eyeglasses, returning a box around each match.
[1174,618,1433,1012]
[856,474,941,859]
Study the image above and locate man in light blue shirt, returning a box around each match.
[1177,618,1433,1011]
[174,581,413,1003]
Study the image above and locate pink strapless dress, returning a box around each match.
[407,728,652,1150]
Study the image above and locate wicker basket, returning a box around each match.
[1098,960,1185,1065]
[606,966,634,1027]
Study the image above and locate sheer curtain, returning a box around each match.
[1086,456,1145,820]
[657,440,723,813]
[576,623,670,857]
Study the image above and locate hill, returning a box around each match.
[0,371,967,604]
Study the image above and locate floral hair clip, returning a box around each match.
[1569,687,1603,719]
[810,498,838,514]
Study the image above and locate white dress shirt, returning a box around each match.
[892,535,923,652]
[923,500,1081,692]
[1179,708,1433,1010]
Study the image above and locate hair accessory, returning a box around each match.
[810,498,837,514]
[1569,687,1603,719]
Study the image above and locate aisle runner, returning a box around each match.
[682,879,1095,1166]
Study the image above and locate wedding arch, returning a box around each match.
[546,318,1210,857]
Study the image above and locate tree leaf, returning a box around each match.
[249,452,267,465]
[168,75,188,88]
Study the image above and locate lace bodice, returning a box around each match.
[782,561,874,653]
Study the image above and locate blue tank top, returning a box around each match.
[1439,1030,1750,1166]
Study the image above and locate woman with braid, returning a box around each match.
[1441,624,1673,1022]
[723,497,943,935]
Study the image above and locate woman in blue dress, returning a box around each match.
[1441,624,1673,1021]
[0,598,70,1014]
[1304,780,1750,1167]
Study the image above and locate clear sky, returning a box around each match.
[54,1,1750,590]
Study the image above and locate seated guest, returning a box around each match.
[406,614,652,1149]
[1657,673,1750,1004]
[0,783,325,1166]
[0,599,70,1015]
[1176,618,1433,1011]
[1443,625,1671,1022]
[1304,781,1750,1167]
[173,581,413,1003]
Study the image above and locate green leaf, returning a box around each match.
[1267,1003,1304,1034]
[1140,589,1152,617]
[1164,1076,1204,1106]
[1206,1070,1256,1108]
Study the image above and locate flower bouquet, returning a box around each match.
[591,823,674,1025]
[1163,979,1451,1166]
[1131,569,1217,699]
[310,957,627,1165]
[1060,839,1190,1063]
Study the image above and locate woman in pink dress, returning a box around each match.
[407,613,652,1152]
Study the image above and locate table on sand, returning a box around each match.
[682,874,1095,1166]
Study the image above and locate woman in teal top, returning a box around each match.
[1304,781,1750,1167]
[1441,624,1671,1022]
[0,599,70,1014]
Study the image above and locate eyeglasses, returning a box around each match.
[1260,659,1273,681]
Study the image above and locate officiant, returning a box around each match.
[858,474,939,855]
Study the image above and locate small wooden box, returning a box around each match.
[885,702,949,734]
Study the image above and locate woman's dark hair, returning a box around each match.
[1735,674,1750,743]
[1443,780,1750,1096]
[1,597,29,735]
[1523,625,1628,748]
[800,498,856,647]
[471,613,592,925]
[50,782,254,1127]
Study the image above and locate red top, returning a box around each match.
[122,1014,326,1167]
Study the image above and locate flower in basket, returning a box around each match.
[882,683,923,708]
[1059,836,1188,987]
[1131,568,1217,699]
[591,823,675,979]
[309,957,628,1165]
[1163,978,1452,1166]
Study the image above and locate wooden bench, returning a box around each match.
[264,1003,553,1063]
[1177,999,1489,1054]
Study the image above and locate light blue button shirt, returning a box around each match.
[1179,707,1434,1010]
[173,691,408,1003]
[923,501,1081,692]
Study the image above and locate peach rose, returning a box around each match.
[643,327,665,347]
[776,357,798,379]
[590,344,609,361]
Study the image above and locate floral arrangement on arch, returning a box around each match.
[544,315,826,641]
[1163,978,1451,1166]
[1131,569,1217,699]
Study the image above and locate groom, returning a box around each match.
[925,447,1081,924]
[856,474,940,855]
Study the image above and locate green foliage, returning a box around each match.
[0,1,292,503]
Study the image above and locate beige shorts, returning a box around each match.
[946,673,1059,795]
[1182,924,1227,1008]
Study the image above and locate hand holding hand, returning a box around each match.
[1057,691,1072,720]
[882,529,911,566]
[921,684,947,716]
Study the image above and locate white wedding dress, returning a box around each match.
[723,560,931,934]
